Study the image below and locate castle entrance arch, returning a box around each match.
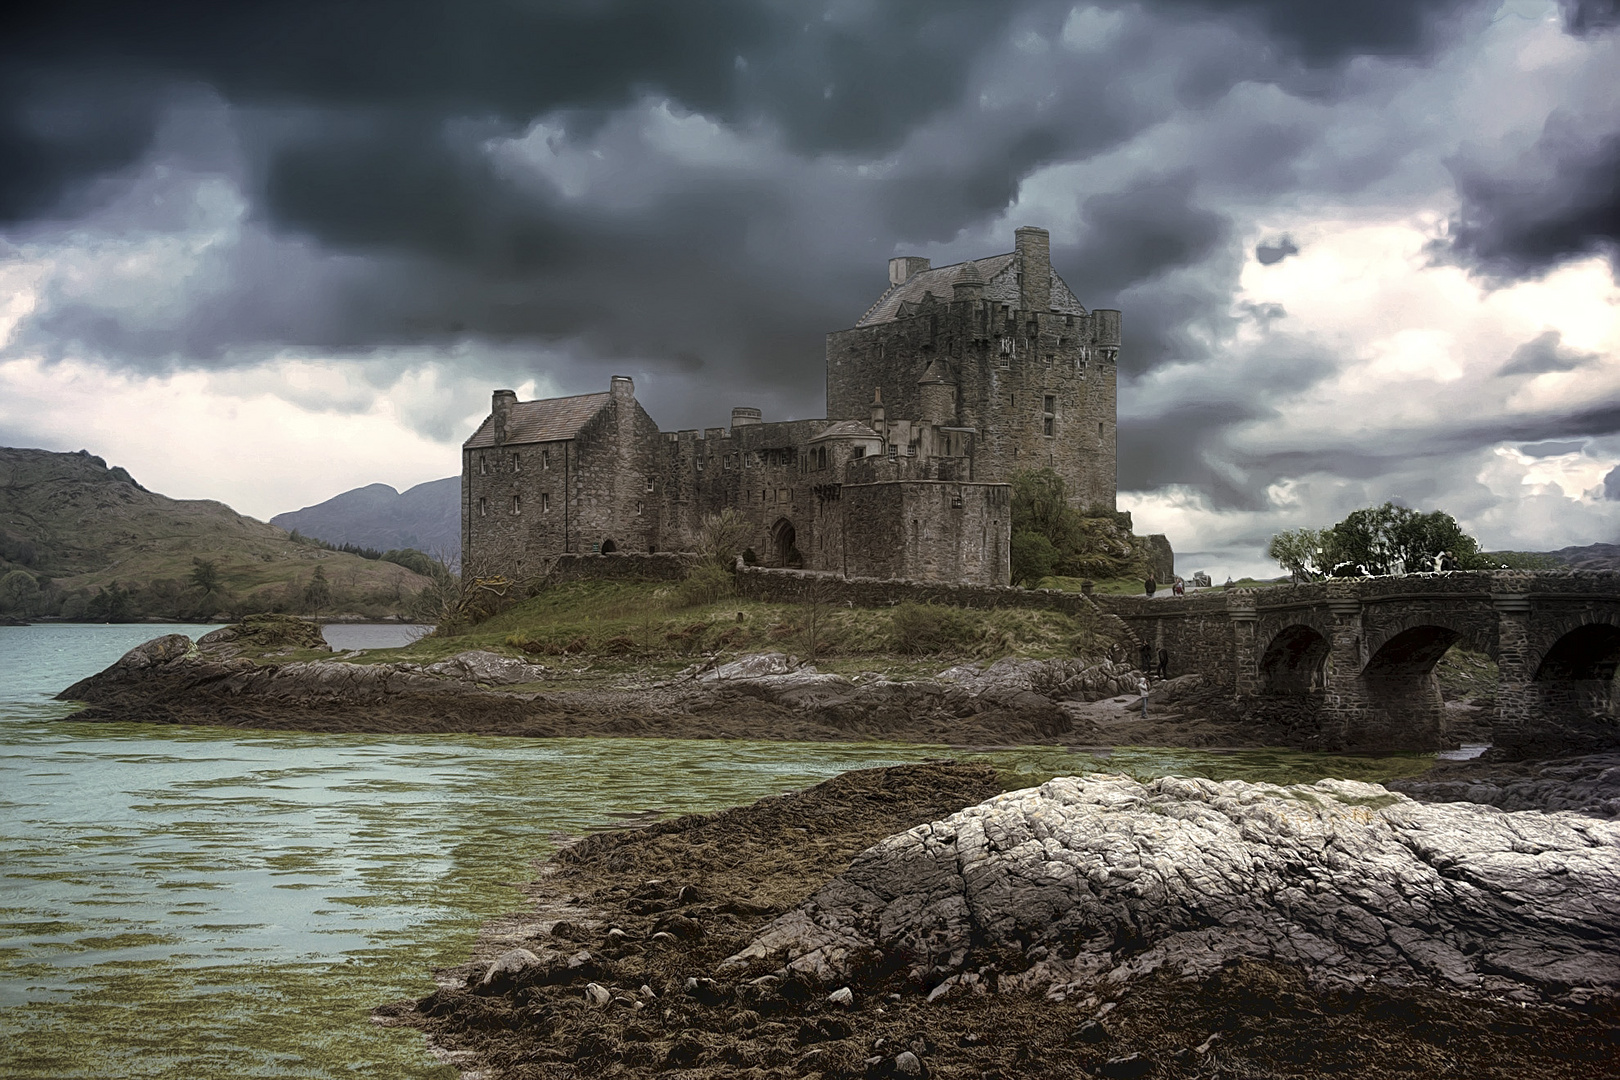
[770,518,801,568]
[1259,625,1329,694]
[600,538,618,554]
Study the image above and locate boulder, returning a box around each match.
[725,774,1620,1004]
[196,614,329,653]
[423,650,548,685]
[113,633,194,670]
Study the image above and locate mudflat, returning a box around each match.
[377,761,1619,1079]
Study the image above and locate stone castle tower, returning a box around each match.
[826,226,1120,509]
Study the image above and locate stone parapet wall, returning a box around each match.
[538,552,701,585]
[733,564,1134,638]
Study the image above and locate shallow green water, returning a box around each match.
[0,624,1435,1079]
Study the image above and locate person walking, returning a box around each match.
[1144,575,1157,597]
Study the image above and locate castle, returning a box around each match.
[462,226,1123,586]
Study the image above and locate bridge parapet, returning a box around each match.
[1094,570,1620,752]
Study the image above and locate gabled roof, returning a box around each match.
[854,253,1087,327]
[463,391,611,449]
[810,420,884,442]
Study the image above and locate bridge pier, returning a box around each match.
[1492,590,1532,754]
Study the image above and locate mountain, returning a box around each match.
[0,447,432,620]
[271,477,460,563]
[1544,542,1620,571]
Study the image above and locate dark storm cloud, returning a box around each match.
[1442,123,1620,279]
[1500,329,1600,375]
[1604,464,1620,500]
[1166,0,1479,61]
[1255,236,1299,265]
[1561,0,1620,35]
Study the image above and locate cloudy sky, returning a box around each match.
[2,0,1617,577]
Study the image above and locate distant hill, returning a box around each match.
[1545,542,1620,571]
[272,477,460,563]
[0,447,433,620]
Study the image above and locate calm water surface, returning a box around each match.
[0,623,1435,1078]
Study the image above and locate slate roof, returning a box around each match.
[463,391,611,449]
[810,420,883,442]
[854,253,1087,327]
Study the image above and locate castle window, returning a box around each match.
[478,497,488,517]
[511,495,521,515]
[888,445,898,459]
[1065,314,1074,327]
[541,492,551,512]
[1099,421,1105,439]
[646,478,655,493]
[541,447,550,469]
[1043,395,1056,437]
[636,501,644,516]
[511,452,520,473]
[479,455,487,475]
[852,446,865,459]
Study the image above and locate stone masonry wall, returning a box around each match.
[826,298,1119,510]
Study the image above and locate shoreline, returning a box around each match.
[377,760,1620,1080]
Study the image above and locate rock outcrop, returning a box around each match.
[1391,752,1620,818]
[725,774,1620,1005]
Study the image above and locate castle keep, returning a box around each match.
[462,227,1122,586]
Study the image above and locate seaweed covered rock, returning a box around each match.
[726,774,1620,1004]
[196,613,329,654]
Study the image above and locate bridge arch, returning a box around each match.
[1259,624,1330,693]
[1360,613,1495,674]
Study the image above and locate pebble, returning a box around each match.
[894,1049,924,1076]
[826,987,854,1007]
[583,982,611,1006]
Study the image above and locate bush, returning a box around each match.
[674,562,734,607]
[1011,531,1058,587]
[890,603,980,655]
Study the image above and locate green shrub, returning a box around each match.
[890,602,980,655]
[674,562,734,607]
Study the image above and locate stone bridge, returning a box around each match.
[1093,571,1620,752]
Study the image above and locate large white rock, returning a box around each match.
[725,774,1620,1003]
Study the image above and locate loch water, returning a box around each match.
[0,623,1437,1079]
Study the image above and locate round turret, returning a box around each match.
[952,261,985,301]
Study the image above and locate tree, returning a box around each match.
[0,569,38,614]
[696,508,754,568]
[1266,529,1327,580]
[189,558,222,594]
[1010,530,1058,587]
[1271,504,1483,578]
[303,565,332,615]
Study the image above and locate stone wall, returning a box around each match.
[734,563,1113,621]
[539,552,701,584]
[839,480,1010,586]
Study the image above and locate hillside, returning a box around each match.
[271,477,460,563]
[1545,542,1620,571]
[0,447,433,620]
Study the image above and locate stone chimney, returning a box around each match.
[869,386,886,438]
[610,375,634,401]
[1015,226,1050,312]
[888,256,931,287]
[491,389,517,445]
[731,407,762,428]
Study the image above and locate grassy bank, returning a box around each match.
[360,578,1127,678]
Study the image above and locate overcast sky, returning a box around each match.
[2,0,1617,577]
